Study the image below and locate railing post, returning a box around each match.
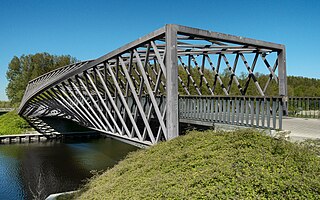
[278,47,288,115]
[279,98,283,130]
[165,24,179,140]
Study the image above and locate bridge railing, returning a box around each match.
[288,97,320,118]
[179,95,284,130]
[19,60,93,112]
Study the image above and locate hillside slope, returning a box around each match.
[72,130,320,199]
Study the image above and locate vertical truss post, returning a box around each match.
[278,46,288,115]
[166,24,179,140]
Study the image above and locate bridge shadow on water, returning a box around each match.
[38,117,94,134]
[39,116,214,144]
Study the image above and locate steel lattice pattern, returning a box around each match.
[19,25,287,145]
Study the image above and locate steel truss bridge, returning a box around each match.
[18,24,288,146]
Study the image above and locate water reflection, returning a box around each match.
[0,137,138,200]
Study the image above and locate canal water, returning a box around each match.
[0,137,138,200]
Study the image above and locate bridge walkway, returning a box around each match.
[282,117,320,141]
[180,116,320,142]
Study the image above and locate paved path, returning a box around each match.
[282,117,320,141]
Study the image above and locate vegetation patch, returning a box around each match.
[72,130,320,199]
[0,101,12,108]
[0,111,31,135]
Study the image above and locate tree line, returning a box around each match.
[0,101,11,108]
[177,66,320,97]
[5,52,320,104]
[6,53,77,104]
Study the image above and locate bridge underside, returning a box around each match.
[18,24,287,146]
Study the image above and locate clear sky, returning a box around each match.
[0,0,320,101]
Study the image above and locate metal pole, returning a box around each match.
[165,24,179,140]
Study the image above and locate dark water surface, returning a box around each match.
[0,137,138,200]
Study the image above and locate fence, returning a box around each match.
[179,95,284,130]
[0,101,13,113]
[288,97,320,118]
[0,108,14,112]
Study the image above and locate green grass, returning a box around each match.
[70,130,320,199]
[0,111,32,135]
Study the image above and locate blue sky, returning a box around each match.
[0,0,319,101]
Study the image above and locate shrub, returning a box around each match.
[0,111,31,135]
[73,130,320,199]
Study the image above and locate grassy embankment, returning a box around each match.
[0,111,31,135]
[64,129,320,199]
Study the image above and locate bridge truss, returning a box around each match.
[18,24,287,146]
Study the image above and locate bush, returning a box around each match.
[73,130,320,199]
[0,111,31,135]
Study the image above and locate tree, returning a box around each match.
[6,53,77,104]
